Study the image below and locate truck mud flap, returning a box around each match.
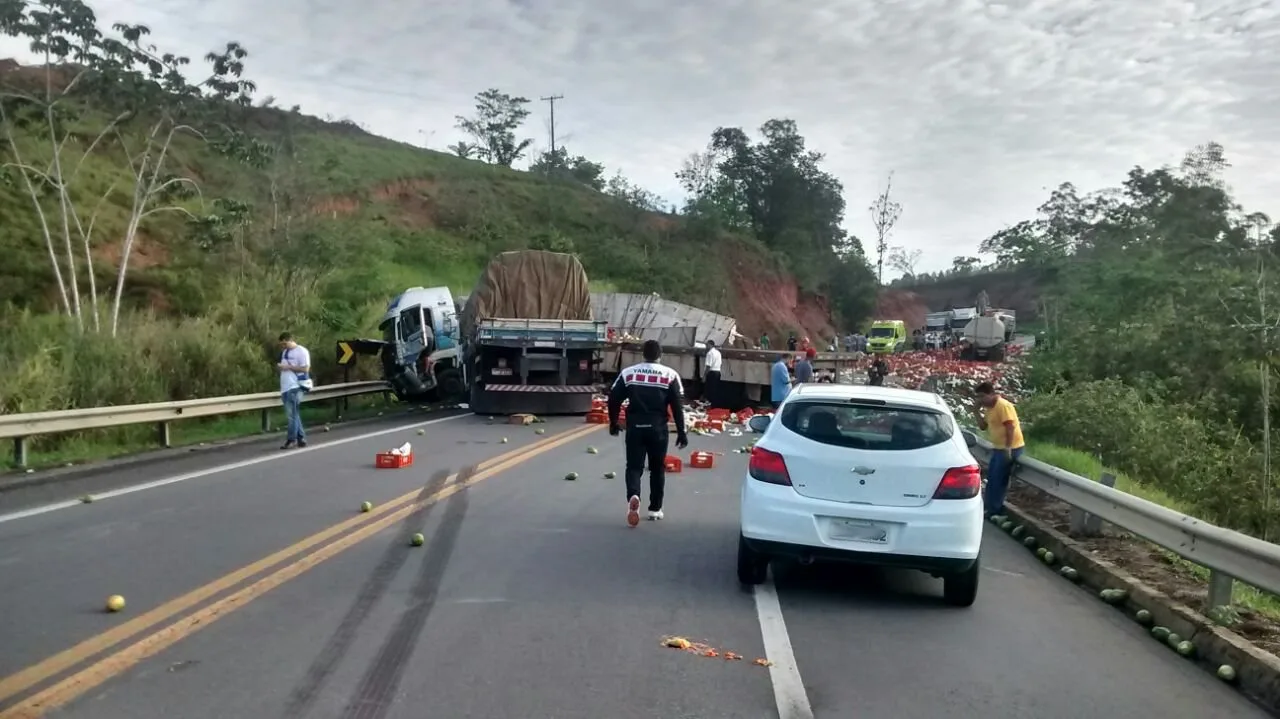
[482,384,603,393]
[470,384,597,416]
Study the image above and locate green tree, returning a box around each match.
[0,0,261,335]
[530,147,604,190]
[604,170,662,211]
[677,118,876,326]
[454,88,532,167]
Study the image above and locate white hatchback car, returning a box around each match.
[738,383,984,606]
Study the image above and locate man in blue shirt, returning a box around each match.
[770,354,791,409]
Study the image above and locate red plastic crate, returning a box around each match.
[663,455,683,473]
[706,408,731,422]
[375,451,413,469]
[689,451,715,469]
[585,410,608,424]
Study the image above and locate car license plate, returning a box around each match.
[490,368,513,376]
[830,519,888,543]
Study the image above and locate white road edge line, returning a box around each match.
[0,413,467,525]
[754,578,815,719]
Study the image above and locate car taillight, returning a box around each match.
[748,447,792,486]
[934,465,981,500]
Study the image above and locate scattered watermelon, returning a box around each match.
[1023,536,1037,548]
[1218,664,1237,682]
[564,472,579,481]
[1100,589,1128,604]
[1036,547,1048,559]
[1041,551,1055,565]
[1151,626,1171,642]
[1166,632,1183,648]
[1176,641,1195,657]
[604,471,617,479]
[1001,521,1014,531]
[1011,526,1025,539]
[1060,566,1079,582]
[1135,609,1153,625]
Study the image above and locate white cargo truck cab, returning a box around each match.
[379,286,467,402]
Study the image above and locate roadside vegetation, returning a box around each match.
[1,0,883,465]
[967,144,1280,544]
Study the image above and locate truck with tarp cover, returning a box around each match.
[462,251,607,415]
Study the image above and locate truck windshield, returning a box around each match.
[868,327,894,338]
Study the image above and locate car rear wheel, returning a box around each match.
[942,556,980,607]
[737,535,769,586]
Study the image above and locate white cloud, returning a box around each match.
[3,0,1277,273]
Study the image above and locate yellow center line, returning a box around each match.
[2,423,602,718]
[0,423,600,710]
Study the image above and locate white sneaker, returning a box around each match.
[626,496,641,527]
[648,509,664,521]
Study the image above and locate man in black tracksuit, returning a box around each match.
[608,340,688,527]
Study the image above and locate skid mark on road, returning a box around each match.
[281,467,457,719]
[339,468,473,719]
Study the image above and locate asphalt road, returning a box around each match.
[0,413,1267,719]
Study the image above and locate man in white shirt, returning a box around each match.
[277,332,312,449]
[703,340,723,408]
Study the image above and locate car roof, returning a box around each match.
[788,383,948,410]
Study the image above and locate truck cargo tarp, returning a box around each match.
[461,251,593,338]
[590,292,739,346]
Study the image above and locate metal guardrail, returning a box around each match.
[1,381,392,468]
[968,435,1280,609]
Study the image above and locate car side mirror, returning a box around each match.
[961,429,978,448]
[748,415,771,434]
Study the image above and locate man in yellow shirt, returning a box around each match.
[975,381,1025,518]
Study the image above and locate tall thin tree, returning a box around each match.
[869,172,902,285]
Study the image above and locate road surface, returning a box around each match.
[0,412,1266,718]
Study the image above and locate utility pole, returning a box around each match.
[540,94,564,155]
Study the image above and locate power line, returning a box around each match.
[540,94,563,154]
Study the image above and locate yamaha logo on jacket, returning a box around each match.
[608,362,687,432]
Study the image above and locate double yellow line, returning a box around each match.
[0,423,603,718]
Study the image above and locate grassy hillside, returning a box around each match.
[0,62,837,419]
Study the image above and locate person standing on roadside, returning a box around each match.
[975,381,1025,518]
[770,353,791,410]
[703,339,723,407]
[759,332,770,350]
[608,340,688,527]
[277,332,312,449]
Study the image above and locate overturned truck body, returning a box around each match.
[463,251,607,416]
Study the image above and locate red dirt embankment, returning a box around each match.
[723,245,836,342]
[873,289,929,331]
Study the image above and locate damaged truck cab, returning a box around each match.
[379,286,467,403]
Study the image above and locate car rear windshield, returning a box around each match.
[868,327,894,338]
[779,400,954,451]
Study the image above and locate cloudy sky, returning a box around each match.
[3,0,1277,274]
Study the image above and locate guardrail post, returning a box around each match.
[1207,569,1235,609]
[260,409,270,433]
[1070,472,1116,536]
[13,437,27,468]
[157,422,171,449]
